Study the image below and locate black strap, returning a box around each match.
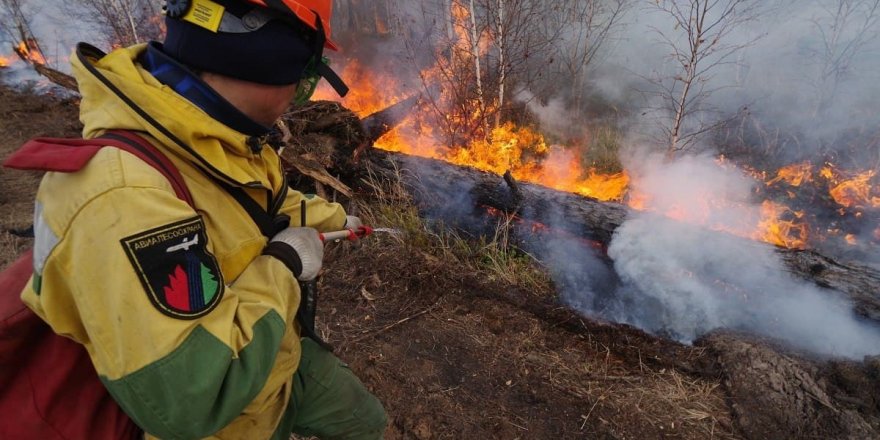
[297,279,333,352]
[211,177,289,238]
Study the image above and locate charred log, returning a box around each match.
[33,64,77,92]
[273,99,880,322]
[356,149,880,322]
[276,101,369,196]
[502,170,522,213]
[696,331,880,440]
[360,91,423,144]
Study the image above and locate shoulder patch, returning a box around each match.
[121,216,224,319]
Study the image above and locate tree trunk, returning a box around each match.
[494,0,505,128]
[467,0,487,136]
[354,149,880,322]
[273,100,880,323]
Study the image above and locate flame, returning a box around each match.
[825,168,880,209]
[0,55,10,67]
[306,2,879,251]
[310,54,880,249]
[767,161,812,187]
[756,201,809,248]
[314,61,629,202]
[626,184,810,249]
[311,53,880,250]
[314,61,401,115]
[14,40,46,65]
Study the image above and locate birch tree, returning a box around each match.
[645,0,763,158]
[545,0,632,120]
[480,0,557,126]
[808,0,880,118]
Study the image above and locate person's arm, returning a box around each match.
[38,186,300,439]
[278,190,347,232]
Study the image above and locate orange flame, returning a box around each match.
[0,55,10,67]
[756,201,809,248]
[314,61,629,202]
[766,161,812,187]
[310,54,880,250]
[825,168,880,209]
[14,40,46,65]
[310,56,853,249]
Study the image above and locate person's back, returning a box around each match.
[18,1,386,438]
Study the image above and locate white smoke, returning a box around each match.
[514,89,573,139]
[604,155,880,359]
[591,0,880,159]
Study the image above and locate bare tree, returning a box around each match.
[645,0,763,158]
[65,0,162,47]
[468,0,488,130]
[541,0,632,120]
[480,0,560,126]
[808,0,880,117]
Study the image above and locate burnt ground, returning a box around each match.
[2,82,880,439]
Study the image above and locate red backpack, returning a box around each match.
[0,130,194,440]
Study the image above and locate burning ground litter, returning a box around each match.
[308,54,880,360]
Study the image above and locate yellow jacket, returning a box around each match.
[20,43,346,439]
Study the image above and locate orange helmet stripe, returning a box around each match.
[247,0,339,50]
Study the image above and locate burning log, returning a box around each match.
[33,64,77,92]
[276,90,428,194]
[274,98,880,322]
[357,150,880,322]
[360,90,424,145]
[276,101,368,196]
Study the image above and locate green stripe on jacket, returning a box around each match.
[101,312,286,439]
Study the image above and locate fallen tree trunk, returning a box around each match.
[273,100,880,322]
[355,149,880,322]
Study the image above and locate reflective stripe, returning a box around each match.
[32,201,58,276]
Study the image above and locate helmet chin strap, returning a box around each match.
[309,11,349,98]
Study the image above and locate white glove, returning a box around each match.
[344,215,363,230]
[264,227,324,281]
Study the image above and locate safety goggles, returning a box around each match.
[226,7,350,103]
[294,56,330,104]
[301,10,348,102]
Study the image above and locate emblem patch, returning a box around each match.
[121,216,224,319]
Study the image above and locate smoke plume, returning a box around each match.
[597,155,879,358]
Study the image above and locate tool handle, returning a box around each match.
[319,225,373,242]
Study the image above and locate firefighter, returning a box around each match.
[18,0,386,438]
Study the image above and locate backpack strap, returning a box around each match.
[210,176,289,238]
[100,131,195,207]
[4,130,194,208]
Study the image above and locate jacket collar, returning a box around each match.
[71,42,285,191]
[138,42,270,138]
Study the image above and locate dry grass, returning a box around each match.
[584,122,624,174]
[514,331,736,440]
[354,161,551,294]
[339,161,739,439]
